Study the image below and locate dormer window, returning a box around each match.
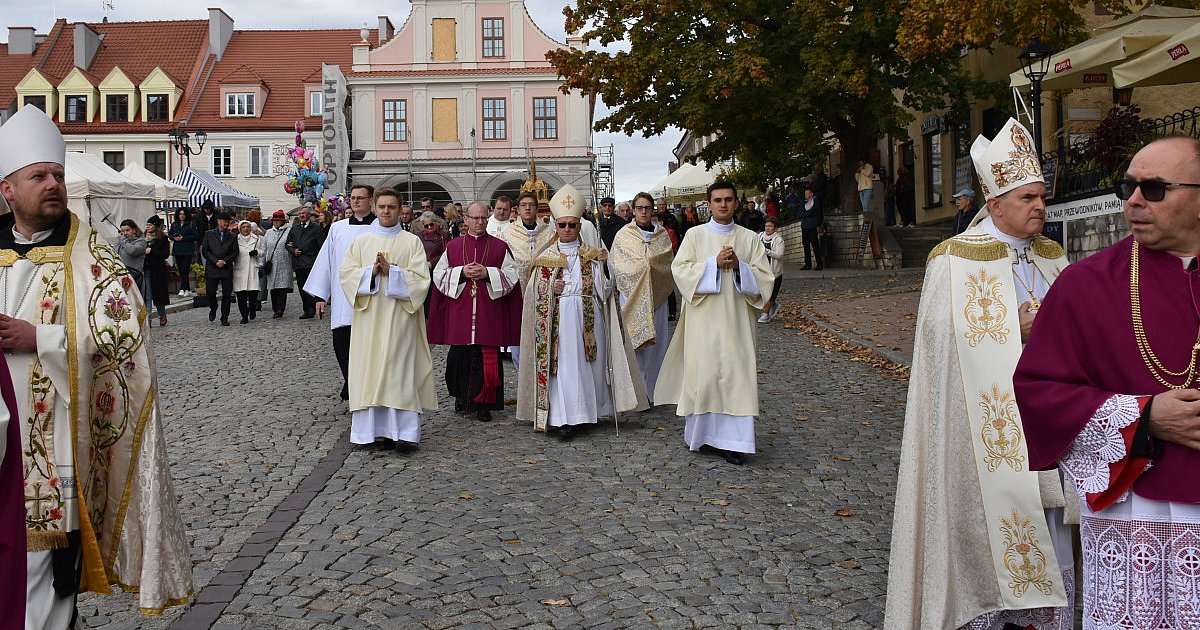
[226,93,255,117]
[64,95,89,122]
[106,94,129,122]
[310,91,323,117]
[147,94,170,122]
[23,96,47,112]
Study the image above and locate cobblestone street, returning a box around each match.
[79,268,922,629]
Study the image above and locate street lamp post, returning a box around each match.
[1018,37,1054,157]
[168,128,207,169]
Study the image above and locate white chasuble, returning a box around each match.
[885,226,1072,630]
[339,227,437,418]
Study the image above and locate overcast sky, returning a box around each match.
[1,0,678,201]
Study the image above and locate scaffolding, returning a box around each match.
[592,143,614,204]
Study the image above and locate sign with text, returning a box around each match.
[1045,193,1123,222]
[321,63,349,195]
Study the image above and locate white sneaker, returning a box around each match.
[757,313,770,323]
[177,290,184,297]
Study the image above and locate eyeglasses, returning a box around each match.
[556,221,580,229]
[465,215,488,221]
[1114,179,1200,202]
[633,205,653,211]
[423,223,434,228]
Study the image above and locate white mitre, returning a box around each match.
[0,106,66,178]
[549,184,584,220]
[969,117,1044,201]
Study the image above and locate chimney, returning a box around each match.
[567,35,586,53]
[7,27,35,55]
[208,7,234,60]
[73,23,102,69]
[377,16,394,46]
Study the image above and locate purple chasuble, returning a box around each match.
[427,233,522,346]
[1015,236,1200,503]
[0,357,26,628]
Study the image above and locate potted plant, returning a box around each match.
[190,262,207,307]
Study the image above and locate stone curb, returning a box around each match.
[800,307,911,368]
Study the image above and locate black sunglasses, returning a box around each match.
[556,221,580,229]
[1114,179,1200,202]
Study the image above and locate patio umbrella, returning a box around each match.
[1113,21,1200,88]
[1008,6,1200,91]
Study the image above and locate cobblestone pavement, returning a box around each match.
[79,269,920,629]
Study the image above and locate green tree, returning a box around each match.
[547,0,1115,212]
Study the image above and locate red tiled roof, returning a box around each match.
[0,20,64,110]
[218,64,265,86]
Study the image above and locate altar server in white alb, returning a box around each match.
[654,181,774,466]
[884,117,1075,630]
[0,106,192,628]
[608,191,675,403]
[339,187,436,450]
[515,185,647,441]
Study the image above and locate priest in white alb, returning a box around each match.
[884,118,1075,630]
[609,191,675,403]
[516,185,647,441]
[502,191,554,369]
[654,181,773,466]
[339,187,436,450]
[0,106,192,628]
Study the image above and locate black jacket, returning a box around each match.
[287,222,325,270]
[200,228,239,279]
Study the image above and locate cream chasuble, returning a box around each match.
[885,225,1073,630]
[2,216,192,617]
[339,227,437,416]
[654,221,773,419]
[503,221,554,286]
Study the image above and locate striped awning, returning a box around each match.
[163,168,259,209]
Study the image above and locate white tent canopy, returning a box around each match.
[121,161,188,203]
[66,152,157,242]
[1114,21,1200,88]
[649,162,727,201]
[1008,6,1200,91]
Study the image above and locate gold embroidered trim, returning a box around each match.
[962,268,1010,346]
[1001,509,1054,597]
[27,530,70,552]
[0,245,66,267]
[1030,237,1064,260]
[979,385,1026,472]
[927,238,1009,263]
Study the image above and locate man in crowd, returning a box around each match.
[1015,135,1200,627]
[610,192,675,404]
[487,196,514,239]
[0,105,192,627]
[656,196,682,319]
[201,211,238,325]
[810,164,829,207]
[655,181,773,465]
[289,206,325,319]
[398,204,416,232]
[339,188,436,451]
[798,187,824,270]
[516,185,646,441]
[597,196,624,249]
[736,200,766,233]
[952,187,978,235]
[884,118,1074,630]
[428,202,522,422]
[303,183,376,401]
[503,192,555,368]
[194,198,217,235]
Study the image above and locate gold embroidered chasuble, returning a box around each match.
[609,223,675,350]
[1,215,192,614]
[884,227,1072,630]
[515,237,647,431]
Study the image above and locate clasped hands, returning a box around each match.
[1149,389,1200,452]
[0,313,37,353]
[372,252,391,277]
[717,246,739,271]
[462,262,488,282]
[553,277,594,295]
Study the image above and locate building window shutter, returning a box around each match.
[432,98,458,143]
[432,19,457,61]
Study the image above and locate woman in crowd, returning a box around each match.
[233,220,262,324]
[315,209,333,234]
[417,211,450,315]
[144,216,171,326]
[758,216,786,323]
[680,205,700,236]
[443,203,462,238]
[117,219,147,288]
[260,210,295,319]
[169,208,197,296]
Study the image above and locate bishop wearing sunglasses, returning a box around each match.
[1015,135,1200,624]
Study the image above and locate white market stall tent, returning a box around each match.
[121,161,189,204]
[649,162,728,203]
[164,167,259,209]
[66,152,157,242]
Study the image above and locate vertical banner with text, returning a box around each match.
[321,63,349,196]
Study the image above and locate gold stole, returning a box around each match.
[945,233,1067,610]
[611,225,675,350]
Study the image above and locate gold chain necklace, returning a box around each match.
[1010,247,1042,312]
[1130,241,1200,389]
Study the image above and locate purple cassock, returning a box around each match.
[0,357,26,628]
[427,232,523,347]
[1015,236,1200,503]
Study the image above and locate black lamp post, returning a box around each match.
[168,127,207,168]
[1018,37,1054,157]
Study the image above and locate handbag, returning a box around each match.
[260,233,282,277]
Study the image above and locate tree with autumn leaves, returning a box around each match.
[547,0,1150,211]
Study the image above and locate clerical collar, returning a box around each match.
[349,213,376,225]
[636,222,655,234]
[1183,256,1197,271]
[559,239,581,254]
[466,232,487,240]
[0,211,70,255]
[704,219,735,236]
[523,221,538,230]
[370,222,407,237]
[979,216,1032,251]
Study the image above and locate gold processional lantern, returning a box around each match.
[520,158,552,218]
